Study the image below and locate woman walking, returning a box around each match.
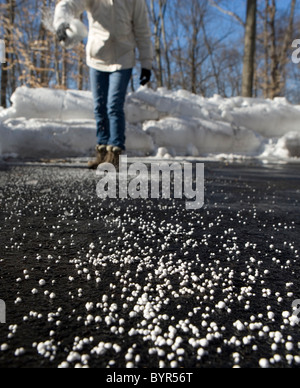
[54,0,153,169]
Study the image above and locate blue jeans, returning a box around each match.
[90,68,132,150]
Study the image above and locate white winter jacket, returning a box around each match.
[54,0,153,72]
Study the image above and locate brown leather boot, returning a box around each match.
[104,146,123,170]
[88,145,108,170]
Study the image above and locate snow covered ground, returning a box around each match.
[1,86,300,162]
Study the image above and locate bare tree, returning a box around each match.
[170,0,208,94]
[148,0,169,88]
[1,0,16,107]
[209,0,245,27]
[210,0,257,97]
[242,0,257,97]
[257,0,297,99]
[148,0,163,87]
[158,0,171,89]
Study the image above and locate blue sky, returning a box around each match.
[204,0,300,51]
[209,0,300,29]
[214,0,300,20]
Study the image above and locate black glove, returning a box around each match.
[56,22,70,42]
[140,68,151,86]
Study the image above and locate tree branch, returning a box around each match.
[209,0,246,27]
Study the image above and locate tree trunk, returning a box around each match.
[191,21,198,94]
[54,38,61,86]
[159,0,171,89]
[1,0,16,107]
[263,0,270,98]
[150,0,163,87]
[77,46,84,90]
[62,48,67,89]
[268,0,279,99]
[242,0,257,97]
[0,48,8,107]
[77,14,84,90]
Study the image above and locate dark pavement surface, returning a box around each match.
[0,159,300,368]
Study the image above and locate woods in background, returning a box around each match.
[0,0,299,108]
[0,0,87,107]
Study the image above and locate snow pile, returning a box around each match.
[1,87,94,121]
[0,87,154,158]
[143,117,262,157]
[0,119,95,159]
[126,88,300,160]
[1,86,300,161]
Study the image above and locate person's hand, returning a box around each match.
[140,68,151,86]
[56,23,70,42]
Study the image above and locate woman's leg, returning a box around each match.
[90,67,110,146]
[107,69,133,150]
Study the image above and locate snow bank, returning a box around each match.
[0,87,154,158]
[143,117,263,157]
[0,86,300,161]
[221,97,300,138]
[0,118,153,158]
[125,88,300,161]
[0,119,96,159]
[0,87,94,121]
[261,132,300,160]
